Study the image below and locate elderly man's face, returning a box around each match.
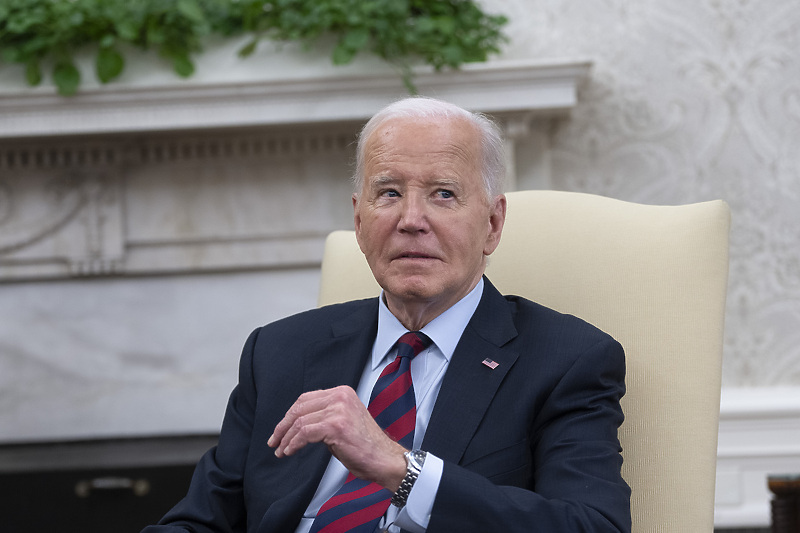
[353,115,505,321]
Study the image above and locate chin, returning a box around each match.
[383,277,440,302]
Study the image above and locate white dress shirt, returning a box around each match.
[295,278,484,533]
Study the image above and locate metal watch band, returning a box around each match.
[391,450,427,508]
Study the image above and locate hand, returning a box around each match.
[267,385,408,491]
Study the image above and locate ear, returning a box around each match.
[483,194,507,256]
[353,193,365,252]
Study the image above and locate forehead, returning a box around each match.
[362,116,481,175]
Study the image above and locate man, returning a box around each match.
[144,97,631,532]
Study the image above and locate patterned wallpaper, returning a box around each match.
[489,0,800,386]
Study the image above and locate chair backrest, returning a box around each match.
[318,189,731,533]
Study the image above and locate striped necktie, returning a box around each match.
[308,331,431,533]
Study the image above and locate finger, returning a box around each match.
[274,388,364,457]
[280,396,373,459]
[276,399,362,458]
[267,389,336,448]
[269,386,356,451]
[276,411,333,457]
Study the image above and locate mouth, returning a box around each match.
[394,252,437,261]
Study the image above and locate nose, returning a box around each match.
[397,194,430,233]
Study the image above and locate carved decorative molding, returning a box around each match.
[0,131,353,170]
[0,59,591,281]
[0,168,124,279]
[0,58,591,138]
[0,127,358,281]
[715,387,800,528]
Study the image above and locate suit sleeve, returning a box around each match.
[141,328,261,533]
[428,337,631,533]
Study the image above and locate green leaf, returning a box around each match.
[177,0,205,23]
[96,46,125,83]
[25,59,42,86]
[442,44,463,67]
[435,17,456,34]
[100,34,115,48]
[115,20,139,42]
[69,11,85,27]
[415,17,437,34]
[332,42,356,65]
[3,49,21,63]
[0,0,508,97]
[146,20,165,45]
[173,54,195,77]
[238,38,258,58]
[342,28,369,51]
[53,61,81,96]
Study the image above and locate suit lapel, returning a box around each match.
[300,300,378,474]
[303,301,378,393]
[422,280,519,464]
[258,301,379,533]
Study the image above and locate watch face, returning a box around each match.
[406,450,426,470]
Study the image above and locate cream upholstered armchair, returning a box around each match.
[317,190,731,533]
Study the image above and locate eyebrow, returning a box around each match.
[368,176,463,189]
[369,175,399,187]
[429,178,462,190]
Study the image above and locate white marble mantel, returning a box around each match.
[0,58,591,283]
[0,58,590,138]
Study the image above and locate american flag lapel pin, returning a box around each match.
[482,358,499,370]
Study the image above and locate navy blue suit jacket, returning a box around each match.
[144,279,631,532]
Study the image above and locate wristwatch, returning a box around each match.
[391,450,427,508]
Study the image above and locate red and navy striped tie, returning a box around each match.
[308,331,431,533]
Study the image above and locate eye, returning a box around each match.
[383,189,400,198]
[437,189,454,199]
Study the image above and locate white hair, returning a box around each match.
[353,97,506,200]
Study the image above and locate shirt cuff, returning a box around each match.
[394,452,443,532]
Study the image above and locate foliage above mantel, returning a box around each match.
[0,0,508,96]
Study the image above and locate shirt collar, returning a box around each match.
[372,278,484,370]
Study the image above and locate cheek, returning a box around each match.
[358,225,388,262]
[447,220,487,248]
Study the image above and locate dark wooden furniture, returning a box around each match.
[0,435,217,533]
[769,475,800,533]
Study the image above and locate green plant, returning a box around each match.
[0,0,507,96]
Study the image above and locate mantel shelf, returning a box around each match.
[0,58,591,139]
